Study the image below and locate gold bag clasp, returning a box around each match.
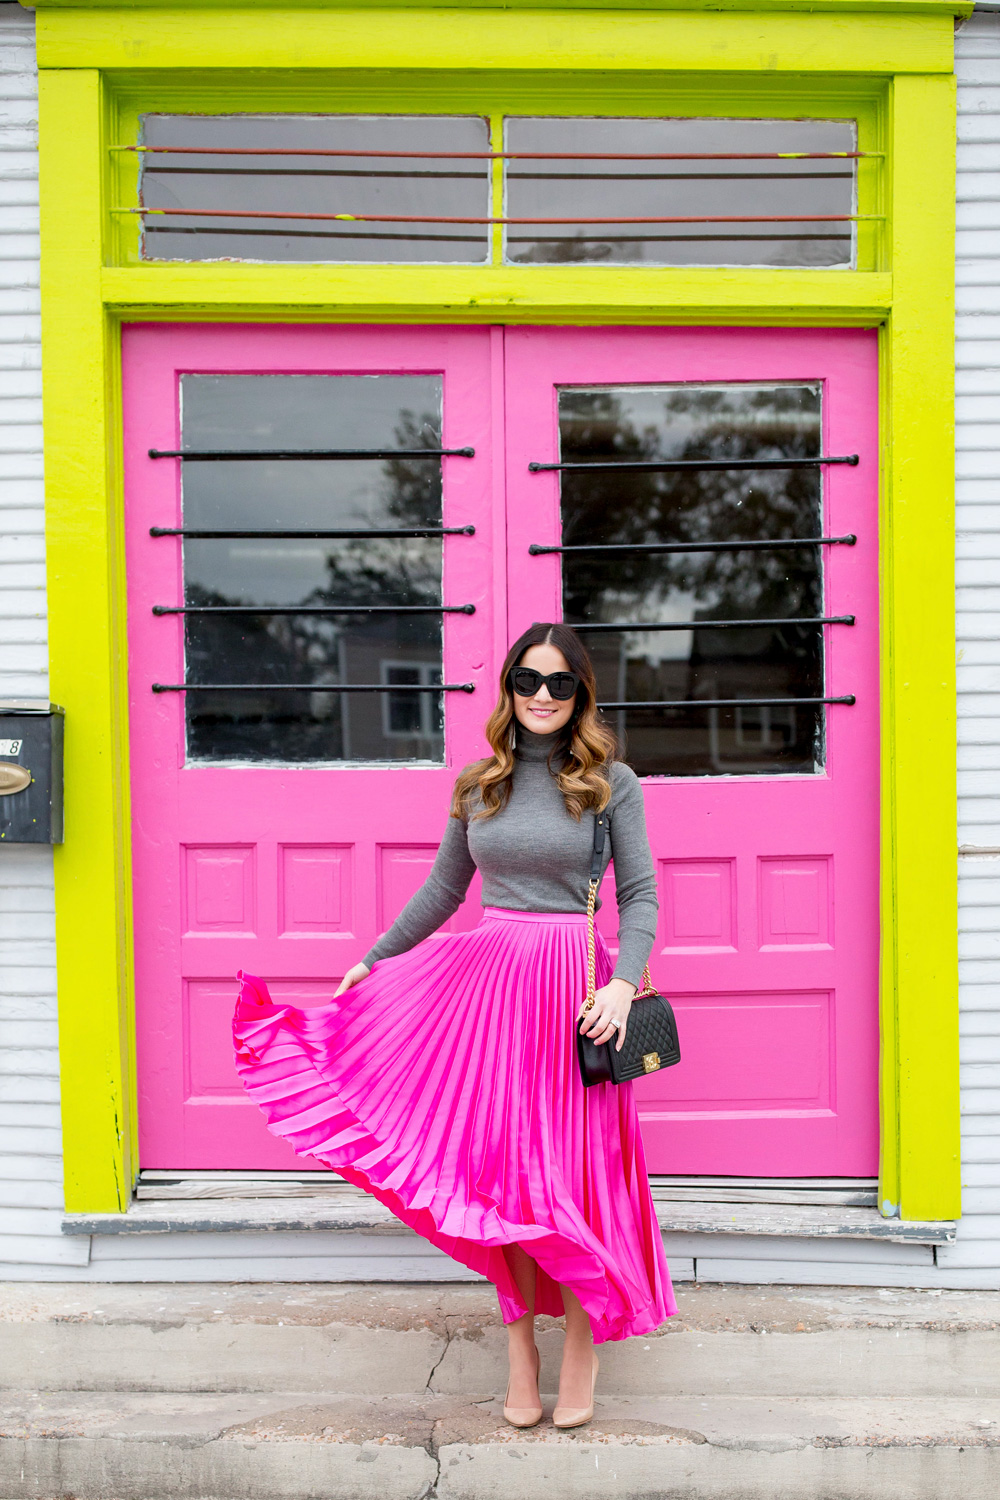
[642,1052,660,1073]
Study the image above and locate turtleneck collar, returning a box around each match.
[515,725,565,765]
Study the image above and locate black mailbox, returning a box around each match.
[0,703,64,844]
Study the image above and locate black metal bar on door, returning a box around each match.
[528,454,859,473]
[597,696,856,710]
[153,682,475,694]
[574,615,854,632]
[153,603,475,616]
[530,535,856,556]
[150,525,476,539]
[148,446,475,461]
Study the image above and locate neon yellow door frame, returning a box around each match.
[31,0,964,1220]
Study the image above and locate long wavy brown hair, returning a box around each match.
[451,622,618,822]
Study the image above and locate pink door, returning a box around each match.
[126,323,878,1178]
[125,324,499,1167]
[504,326,879,1175]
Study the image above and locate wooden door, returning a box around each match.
[503,326,880,1176]
[124,323,498,1167]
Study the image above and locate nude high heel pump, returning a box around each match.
[552,1351,599,1429]
[503,1344,542,1429]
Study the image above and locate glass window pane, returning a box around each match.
[505,117,856,268]
[140,115,490,263]
[557,384,826,777]
[180,374,445,764]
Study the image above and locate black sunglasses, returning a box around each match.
[509,667,581,701]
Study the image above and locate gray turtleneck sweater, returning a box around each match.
[363,729,658,987]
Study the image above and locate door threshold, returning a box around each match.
[136,1170,879,1209]
[136,1171,360,1201]
[70,1184,955,1246]
[650,1176,879,1208]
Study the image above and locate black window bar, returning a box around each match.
[153,682,474,694]
[154,603,474,616]
[121,147,881,158]
[530,535,856,556]
[150,525,476,539]
[528,454,858,473]
[148,446,474,461]
[573,615,853,632]
[598,696,856,710]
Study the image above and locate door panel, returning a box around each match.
[504,326,879,1176]
[125,324,497,1167]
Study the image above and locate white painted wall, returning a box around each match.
[0,5,997,1286]
[0,5,79,1275]
[943,6,1000,1284]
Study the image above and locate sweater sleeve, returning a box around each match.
[363,811,477,967]
[606,765,659,989]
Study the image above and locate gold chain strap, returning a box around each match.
[583,875,656,1012]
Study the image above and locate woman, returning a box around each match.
[233,622,676,1428]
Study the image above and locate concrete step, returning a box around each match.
[3,1282,1000,1398]
[3,1284,1000,1497]
[1,1389,998,1499]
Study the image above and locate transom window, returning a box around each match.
[129,112,864,269]
[138,115,491,264]
[505,118,857,268]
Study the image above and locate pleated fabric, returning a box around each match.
[233,908,676,1343]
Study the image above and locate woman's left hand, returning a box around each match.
[578,977,636,1052]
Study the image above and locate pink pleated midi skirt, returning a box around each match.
[233,907,677,1343]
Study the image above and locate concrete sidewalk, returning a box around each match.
[2,1281,999,1497]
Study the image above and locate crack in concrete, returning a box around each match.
[425,1324,452,1395]
[424,1439,442,1499]
[422,1330,453,1498]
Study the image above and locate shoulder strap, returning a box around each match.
[590,808,607,883]
[583,812,605,1011]
[583,803,656,1009]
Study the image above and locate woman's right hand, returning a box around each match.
[334,962,371,997]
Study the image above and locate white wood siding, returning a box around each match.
[0,7,998,1283]
[941,7,1000,1284]
[0,6,74,1272]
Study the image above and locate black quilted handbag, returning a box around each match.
[576,808,681,1088]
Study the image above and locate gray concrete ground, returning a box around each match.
[2,1281,999,1497]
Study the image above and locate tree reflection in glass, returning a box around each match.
[558,384,826,777]
[180,374,446,763]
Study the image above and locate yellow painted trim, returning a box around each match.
[99,266,894,324]
[489,111,504,268]
[35,6,956,75]
[39,68,137,1213]
[36,8,961,1222]
[24,0,977,14]
[877,73,961,1221]
[106,68,890,111]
